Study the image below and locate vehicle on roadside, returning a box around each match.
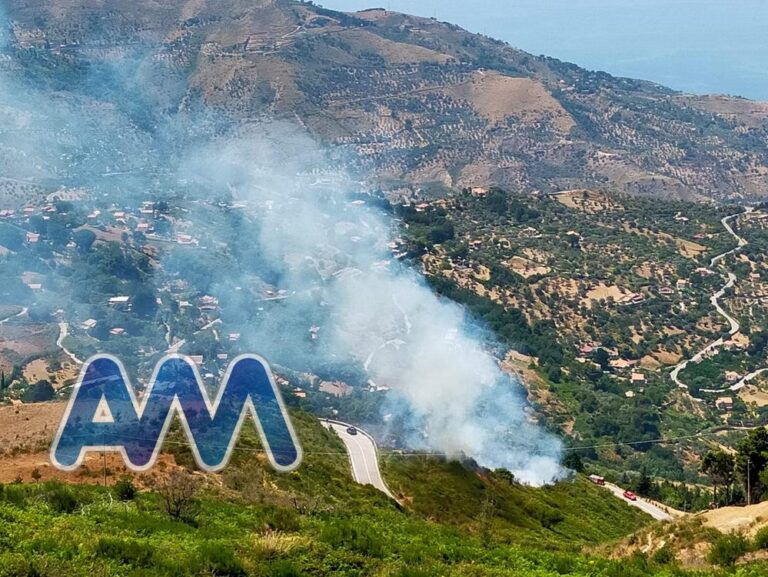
[623,490,637,501]
[588,474,606,486]
[346,426,358,435]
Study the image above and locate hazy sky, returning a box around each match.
[323,0,768,101]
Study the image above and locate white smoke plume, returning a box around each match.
[180,126,564,485]
[0,8,564,484]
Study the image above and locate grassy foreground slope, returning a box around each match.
[0,411,742,577]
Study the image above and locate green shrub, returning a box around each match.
[267,560,304,577]
[113,476,137,501]
[605,552,652,577]
[391,567,436,577]
[754,526,768,550]
[545,554,578,574]
[263,506,300,532]
[651,544,675,565]
[320,518,385,557]
[708,533,748,567]
[522,501,565,529]
[0,553,35,577]
[95,537,154,567]
[43,483,79,513]
[197,542,246,577]
[0,485,26,507]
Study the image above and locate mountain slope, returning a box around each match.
[0,410,663,577]
[2,0,768,201]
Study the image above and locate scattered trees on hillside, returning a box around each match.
[701,450,735,505]
[700,430,768,507]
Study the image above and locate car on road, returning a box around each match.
[346,426,358,435]
[623,490,637,501]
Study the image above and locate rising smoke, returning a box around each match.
[179,129,564,484]
[0,9,564,484]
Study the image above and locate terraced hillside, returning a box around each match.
[1,0,768,201]
[400,188,768,485]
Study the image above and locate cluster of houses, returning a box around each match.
[5,197,207,251]
[576,342,648,397]
[0,203,60,221]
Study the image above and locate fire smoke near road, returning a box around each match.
[0,8,563,484]
[179,128,564,484]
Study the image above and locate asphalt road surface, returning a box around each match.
[322,421,395,500]
[604,482,676,521]
[671,209,751,391]
[324,421,678,519]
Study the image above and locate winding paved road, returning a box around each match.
[323,420,684,521]
[321,420,396,500]
[730,368,768,392]
[671,210,752,391]
[604,482,678,521]
[0,306,27,325]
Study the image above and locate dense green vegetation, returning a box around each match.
[397,188,768,494]
[0,412,750,576]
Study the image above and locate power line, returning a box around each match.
[52,421,767,461]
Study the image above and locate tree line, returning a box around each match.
[701,429,768,507]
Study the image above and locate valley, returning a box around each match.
[400,188,768,488]
[1,0,768,574]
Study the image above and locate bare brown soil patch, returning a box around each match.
[703,501,768,537]
[444,72,575,132]
[504,256,550,279]
[0,402,63,456]
[581,283,629,306]
[0,450,183,486]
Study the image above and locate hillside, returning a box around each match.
[1,0,768,202]
[397,187,768,486]
[613,500,768,570]
[0,0,767,502]
[5,1,768,573]
[0,407,667,577]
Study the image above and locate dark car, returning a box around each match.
[346,426,358,436]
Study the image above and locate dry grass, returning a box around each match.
[554,189,622,213]
[740,385,768,408]
[0,401,63,457]
[504,256,550,279]
[444,72,575,132]
[581,283,629,306]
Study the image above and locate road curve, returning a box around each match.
[604,482,678,521]
[0,306,27,326]
[56,322,83,365]
[322,420,682,521]
[671,210,750,391]
[731,368,768,392]
[322,420,396,500]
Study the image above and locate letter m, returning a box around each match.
[51,354,302,472]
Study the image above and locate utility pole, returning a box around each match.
[102,431,108,488]
[747,456,751,506]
